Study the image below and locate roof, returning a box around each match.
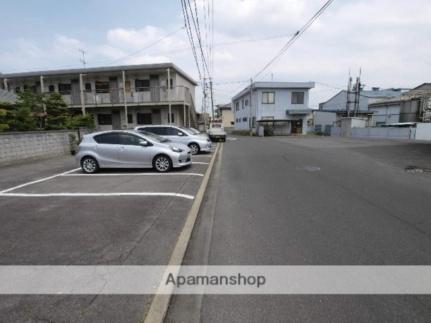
[320,88,404,106]
[216,103,231,110]
[0,63,198,86]
[232,81,315,101]
[0,89,17,103]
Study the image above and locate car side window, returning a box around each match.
[118,133,141,146]
[147,127,165,135]
[94,133,120,144]
[166,127,182,136]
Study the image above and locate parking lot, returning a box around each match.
[0,146,218,322]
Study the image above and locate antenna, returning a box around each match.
[79,49,87,68]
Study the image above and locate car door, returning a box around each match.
[93,133,121,167]
[165,127,189,145]
[117,133,151,167]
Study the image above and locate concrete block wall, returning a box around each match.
[0,130,87,166]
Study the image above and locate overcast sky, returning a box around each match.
[1,0,430,109]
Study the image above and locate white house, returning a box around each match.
[231,82,315,135]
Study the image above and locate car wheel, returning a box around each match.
[153,155,172,172]
[188,143,200,155]
[81,156,99,174]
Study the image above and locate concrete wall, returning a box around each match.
[415,123,431,140]
[0,130,87,166]
[369,104,401,126]
[350,127,413,139]
[314,111,337,133]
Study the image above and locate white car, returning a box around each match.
[135,125,212,155]
[76,130,192,173]
[208,122,227,142]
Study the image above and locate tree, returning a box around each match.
[67,114,95,130]
[0,101,13,132]
[44,92,69,130]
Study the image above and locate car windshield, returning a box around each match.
[137,130,170,143]
[180,127,196,135]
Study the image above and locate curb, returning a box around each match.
[143,143,222,323]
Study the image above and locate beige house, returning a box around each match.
[216,103,234,129]
[0,63,198,130]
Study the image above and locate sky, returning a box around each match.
[1,0,431,110]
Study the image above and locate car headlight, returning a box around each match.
[170,145,183,153]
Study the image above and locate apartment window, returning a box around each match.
[48,85,55,92]
[137,113,152,125]
[95,81,109,93]
[245,99,249,106]
[242,117,248,122]
[170,113,175,123]
[235,102,239,111]
[166,78,173,88]
[127,114,133,124]
[97,114,112,125]
[85,83,92,92]
[135,79,150,92]
[262,92,275,104]
[58,83,72,95]
[291,92,305,104]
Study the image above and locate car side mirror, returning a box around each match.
[139,139,150,147]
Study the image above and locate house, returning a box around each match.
[319,87,405,113]
[368,83,431,126]
[231,81,315,135]
[215,103,234,129]
[0,63,198,130]
[0,89,17,104]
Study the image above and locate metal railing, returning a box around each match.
[64,86,192,107]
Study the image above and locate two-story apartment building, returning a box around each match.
[232,82,315,135]
[0,63,198,130]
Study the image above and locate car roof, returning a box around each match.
[89,130,143,137]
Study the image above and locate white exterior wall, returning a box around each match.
[369,104,401,126]
[314,111,337,133]
[415,123,431,140]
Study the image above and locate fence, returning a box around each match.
[330,125,431,141]
[0,129,89,166]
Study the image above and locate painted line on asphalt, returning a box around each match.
[143,143,222,323]
[61,172,204,177]
[0,192,195,200]
[0,168,81,194]
[192,162,209,165]
[193,155,212,158]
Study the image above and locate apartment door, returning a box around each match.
[291,119,303,134]
[71,79,81,105]
[109,77,120,104]
[112,111,121,129]
[150,75,160,102]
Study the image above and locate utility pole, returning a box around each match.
[346,74,352,117]
[209,77,215,119]
[167,68,171,124]
[79,49,87,69]
[249,78,253,136]
[79,73,86,116]
[122,70,128,128]
[353,69,362,117]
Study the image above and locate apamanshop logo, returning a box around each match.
[165,272,266,288]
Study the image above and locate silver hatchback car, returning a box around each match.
[76,130,192,173]
[135,125,212,155]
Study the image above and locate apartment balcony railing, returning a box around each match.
[63,85,192,107]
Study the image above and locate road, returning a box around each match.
[167,136,431,322]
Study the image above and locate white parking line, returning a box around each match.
[192,162,209,165]
[61,172,204,177]
[0,168,81,194]
[0,192,195,200]
[194,155,213,158]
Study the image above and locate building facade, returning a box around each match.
[232,82,315,135]
[0,63,198,130]
[215,103,234,129]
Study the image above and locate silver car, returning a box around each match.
[76,130,192,173]
[135,125,212,155]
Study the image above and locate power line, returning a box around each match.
[181,0,202,79]
[254,0,335,79]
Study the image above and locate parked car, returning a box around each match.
[208,122,227,142]
[76,130,192,173]
[134,125,212,155]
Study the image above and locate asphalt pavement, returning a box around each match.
[167,136,431,323]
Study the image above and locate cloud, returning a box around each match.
[1,0,431,109]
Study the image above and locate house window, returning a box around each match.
[135,79,150,92]
[262,92,275,104]
[242,117,248,122]
[48,85,55,92]
[97,114,112,125]
[137,113,152,125]
[95,81,109,93]
[85,83,92,92]
[292,92,305,104]
[58,83,72,95]
[127,114,133,124]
